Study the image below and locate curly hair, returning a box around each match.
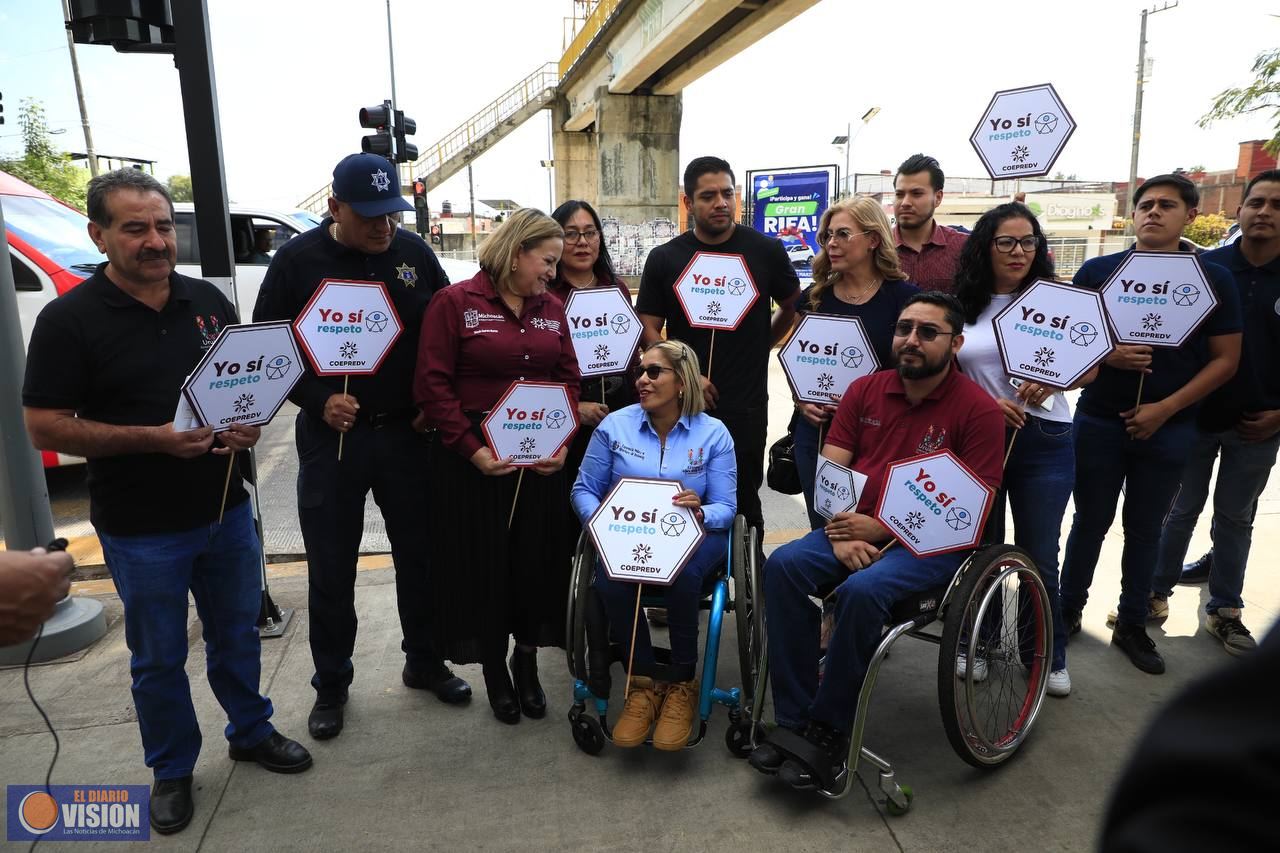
[953,202,1055,324]
[807,196,906,312]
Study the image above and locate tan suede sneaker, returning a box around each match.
[652,680,698,751]
[611,677,662,748]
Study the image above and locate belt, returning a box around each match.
[358,408,417,428]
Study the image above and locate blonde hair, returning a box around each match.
[808,196,906,311]
[477,208,564,295]
[643,340,705,417]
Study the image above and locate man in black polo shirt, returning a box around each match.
[637,155,801,535]
[253,152,470,741]
[23,169,311,835]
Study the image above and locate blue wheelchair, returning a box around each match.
[564,515,762,754]
[732,540,1052,815]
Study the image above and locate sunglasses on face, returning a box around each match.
[633,364,677,380]
[891,321,957,342]
[818,227,871,245]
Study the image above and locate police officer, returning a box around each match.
[254,153,471,740]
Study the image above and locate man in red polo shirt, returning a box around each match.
[893,154,968,293]
[748,291,1004,792]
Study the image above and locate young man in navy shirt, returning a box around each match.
[1059,173,1241,675]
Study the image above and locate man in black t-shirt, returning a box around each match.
[253,152,470,741]
[637,156,801,532]
[22,169,311,835]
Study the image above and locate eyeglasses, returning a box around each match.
[563,229,600,244]
[633,364,676,380]
[891,321,958,342]
[818,227,871,245]
[993,235,1039,254]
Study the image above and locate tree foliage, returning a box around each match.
[166,174,193,202]
[0,98,89,211]
[1199,48,1280,156]
[1183,212,1232,247]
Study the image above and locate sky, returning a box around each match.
[1,0,1276,214]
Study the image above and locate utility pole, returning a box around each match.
[468,163,477,256]
[385,0,406,190]
[1125,2,1178,220]
[64,15,98,176]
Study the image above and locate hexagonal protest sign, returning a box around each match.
[814,457,869,522]
[969,83,1076,180]
[587,477,706,586]
[481,381,578,466]
[181,322,303,432]
[778,313,880,404]
[874,450,996,558]
[562,287,641,377]
[293,279,403,375]
[673,251,760,331]
[993,279,1114,390]
[1098,252,1219,348]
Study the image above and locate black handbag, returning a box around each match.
[767,431,803,495]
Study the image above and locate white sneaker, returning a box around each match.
[955,653,988,682]
[1046,668,1071,697]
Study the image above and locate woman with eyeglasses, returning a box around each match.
[571,340,737,750]
[791,197,919,529]
[415,209,581,725]
[952,201,1095,698]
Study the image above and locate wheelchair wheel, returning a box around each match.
[570,713,606,756]
[566,532,595,679]
[937,544,1050,768]
[731,516,761,703]
[724,716,768,759]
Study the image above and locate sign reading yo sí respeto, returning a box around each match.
[562,287,642,378]
[673,251,760,331]
[481,381,578,466]
[586,477,705,586]
[993,279,1114,390]
[1098,252,1219,348]
[874,450,995,557]
[969,83,1076,180]
[814,456,868,522]
[778,313,880,404]
[293,279,403,375]
[181,322,303,432]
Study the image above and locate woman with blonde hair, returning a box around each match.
[415,208,581,724]
[791,197,919,528]
[571,339,737,750]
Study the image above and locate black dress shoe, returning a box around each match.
[308,694,347,740]
[403,663,472,704]
[509,647,546,719]
[747,742,786,775]
[1112,622,1165,674]
[150,776,193,835]
[483,661,521,724]
[229,731,314,773]
[1179,551,1213,585]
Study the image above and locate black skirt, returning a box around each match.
[427,431,573,664]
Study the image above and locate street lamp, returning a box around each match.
[832,106,881,198]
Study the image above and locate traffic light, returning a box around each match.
[413,179,428,237]
[359,100,418,165]
[429,224,442,246]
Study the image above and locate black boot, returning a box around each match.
[483,659,521,724]
[509,646,547,719]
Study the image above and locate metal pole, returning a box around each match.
[1125,9,1148,221]
[386,0,405,189]
[64,13,98,177]
[468,163,477,256]
[0,200,56,551]
[844,121,850,198]
[546,111,555,211]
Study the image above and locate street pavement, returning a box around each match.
[1,357,1276,851]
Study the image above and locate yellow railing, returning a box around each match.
[559,0,623,79]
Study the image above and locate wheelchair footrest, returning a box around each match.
[766,728,847,794]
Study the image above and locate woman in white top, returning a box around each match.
[954,202,1097,698]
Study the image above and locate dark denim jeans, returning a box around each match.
[1152,427,1280,612]
[1060,410,1197,628]
[764,528,963,732]
[98,500,274,780]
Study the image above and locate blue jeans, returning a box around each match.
[595,531,728,675]
[999,416,1074,671]
[1152,427,1280,612]
[793,414,828,531]
[764,528,964,732]
[1060,411,1197,627]
[98,500,274,780]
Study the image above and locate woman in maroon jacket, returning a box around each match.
[415,209,580,724]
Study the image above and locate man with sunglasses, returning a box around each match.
[636,156,801,539]
[749,292,1004,793]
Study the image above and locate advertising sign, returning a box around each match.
[181,322,303,432]
[481,381,578,466]
[747,165,837,286]
[992,279,1114,389]
[814,457,868,522]
[1098,252,1219,348]
[874,450,996,557]
[672,252,760,331]
[778,313,880,403]
[293,279,403,376]
[969,83,1076,180]
[562,288,642,378]
[586,477,705,586]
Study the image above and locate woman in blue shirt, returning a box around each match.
[791,197,918,529]
[571,339,737,751]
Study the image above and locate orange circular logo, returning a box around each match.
[18,791,59,834]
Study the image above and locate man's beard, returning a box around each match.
[895,347,951,380]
